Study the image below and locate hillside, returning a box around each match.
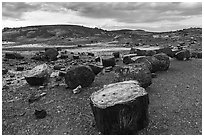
[2,25,202,48]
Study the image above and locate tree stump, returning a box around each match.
[90,80,149,135]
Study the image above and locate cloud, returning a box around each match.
[2,2,202,31]
[2,2,40,19]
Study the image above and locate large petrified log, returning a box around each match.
[155,47,174,58]
[5,52,24,59]
[114,64,152,88]
[24,63,49,86]
[102,57,116,67]
[153,53,170,71]
[64,65,95,89]
[175,49,190,61]
[90,80,149,135]
[44,48,59,61]
[112,51,120,58]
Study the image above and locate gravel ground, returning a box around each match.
[2,57,202,135]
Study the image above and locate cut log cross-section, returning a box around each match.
[90,80,149,135]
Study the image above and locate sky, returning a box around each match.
[2,2,202,32]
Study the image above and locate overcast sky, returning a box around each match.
[2,2,202,32]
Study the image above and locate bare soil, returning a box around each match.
[2,49,202,135]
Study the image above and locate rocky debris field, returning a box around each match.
[2,45,202,135]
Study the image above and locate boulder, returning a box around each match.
[115,64,152,88]
[44,48,59,61]
[24,64,49,86]
[153,53,170,71]
[65,66,95,89]
[175,50,190,61]
[5,52,24,59]
[112,52,120,58]
[102,57,116,67]
[134,57,153,72]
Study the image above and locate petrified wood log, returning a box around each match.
[153,53,170,71]
[90,80,149,135]
[175,49,190,61]
[114,64,152,88]
[64,65,95,89]
[102,57,116,67]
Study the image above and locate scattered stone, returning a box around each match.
[95,57,101,62]
[151,73,157,78]
[29,92,47,104]
[59,71,66,77]
[16,66,24,71]
[2,68,8,75]
[24,63,49,86]
[65,65,95,89]
[105,66,113,72]
[153,53,170,71]
[73,85,82,94]
[53,65,64,70]
[175,49,190,61]
[5,52,24,60]
[123,54,137,64]
[34,109,47,119]
[59,54,69,59]
[73,55,80,59]
[112,52,120,58]
[87,52,95,56]
[102,57,116,67]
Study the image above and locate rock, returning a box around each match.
[2,68,8,75]
[105,66,113,72]
[115,64,152,88]
[129,48,146,56]
[123,54,138,64]
[175,50,190,61]
[88,64,104,75]
[153,53,170,71]
[112,52,120,58]
[5,52,24,59]
[95,57,101,62]
[16,66,24,71]
[191,51,202,59]
[73,85,82,94]
[65,66,95,89]
[155,47,174,58]
[34,109,47,119]
[102,57,116,67]
[28,92,47,104]
[44,48,59,61]
[90,80,149,134]
[31,52,46,61]
[59,71,66,77]
[24,64,49,86]
[87,52,95,56]
[134,57,153,72]
[59,54,69,59]
[73,55,80,59]
[53,65,64,70]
